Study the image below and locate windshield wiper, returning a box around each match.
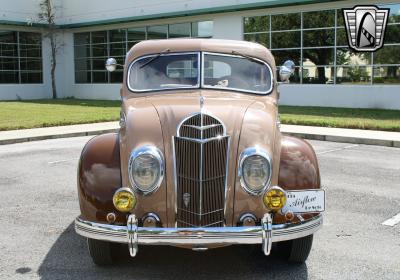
[231,50,258,63]
[139,48,170,69]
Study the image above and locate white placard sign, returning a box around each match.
[282,190,325,213]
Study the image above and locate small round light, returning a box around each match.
[113,188,136,212]
[239,213,257,227]
[142,213,160,227]
[263,187,287,211]
[106,212,116,224]
[285,211,294,221]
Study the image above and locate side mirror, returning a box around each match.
[279,60,295,82]
[105,58,117,72]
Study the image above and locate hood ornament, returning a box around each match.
[183,193,191,208]
[199,96,204,112]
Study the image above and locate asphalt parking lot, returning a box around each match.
[0,136,399,280]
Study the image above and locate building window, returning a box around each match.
[0,31,42,84]
[73,21,213,84]
[243,3,400,84]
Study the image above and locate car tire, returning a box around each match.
[87,238,114,265]
[278,234,313,263]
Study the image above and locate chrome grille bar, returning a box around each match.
[174,113,229,227]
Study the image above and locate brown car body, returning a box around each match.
[75,39,323,263]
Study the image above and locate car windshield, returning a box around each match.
[128,53,200,92]
[128,52,273,94]
[202,53,272,94]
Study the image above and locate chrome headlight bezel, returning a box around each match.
[238,147,272,196]
[128,145,164,195]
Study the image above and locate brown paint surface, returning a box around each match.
[77,39,321,229]
[78,133,125,224]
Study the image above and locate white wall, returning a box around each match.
[59,0,267,25]
[0,84,51,100]
[68,84,121,100]
[279,84,400,110]
[0,0,63,24]
[213,15,243,40]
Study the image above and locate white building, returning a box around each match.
[0,0,399,109]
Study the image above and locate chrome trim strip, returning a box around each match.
[172,135,178,227]
[237,147,273,196]
[182,124,223,131]
[75,214,323,246]
[128,145,165,195]
[199,113,204,220]
[127,52,201,93]
[176,135,229,143]
[201,51,274,95]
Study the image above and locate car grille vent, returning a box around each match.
[174,113,229,227]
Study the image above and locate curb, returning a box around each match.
[0,129,118,145]
[0,126,399,148]
[283,131,400,148]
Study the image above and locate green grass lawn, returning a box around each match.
[0,99,399,132]
[0,99,121,131]
[279,106,400,132]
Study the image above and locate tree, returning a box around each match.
[37,0,62,99]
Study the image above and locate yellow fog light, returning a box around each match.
[263,186,287,211]
[113,188,136,212]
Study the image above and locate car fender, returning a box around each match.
[278,135,321,190]
[77,133,125,224]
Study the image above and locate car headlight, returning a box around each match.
[128,145,164,195]
[238,147,272,195]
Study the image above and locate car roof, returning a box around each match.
[126,38,276,68]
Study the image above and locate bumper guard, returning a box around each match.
[75,213,322,257]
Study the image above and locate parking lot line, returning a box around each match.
[48,158,78,164]
[382,213,400,226]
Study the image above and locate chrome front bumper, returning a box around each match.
[75,213,323,257]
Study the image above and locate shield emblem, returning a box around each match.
[343,5,389,52]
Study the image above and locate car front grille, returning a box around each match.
[174,113,230,227]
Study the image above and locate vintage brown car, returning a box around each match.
[75,38,325,265]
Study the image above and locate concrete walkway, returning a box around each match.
[0,121,399,147]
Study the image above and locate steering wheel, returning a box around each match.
[219,75,250,89]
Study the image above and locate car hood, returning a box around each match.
[119,90,280,226]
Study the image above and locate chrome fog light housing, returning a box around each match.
[238,147,272,195]
[128,145,164,195]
